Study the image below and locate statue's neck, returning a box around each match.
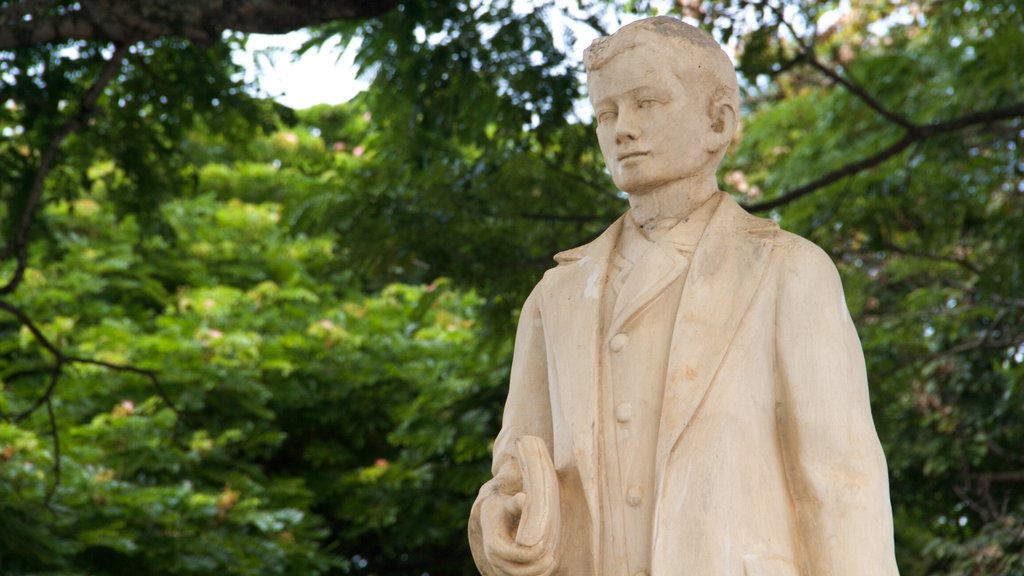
[628,173,718,234]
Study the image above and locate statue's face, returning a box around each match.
[588,45,715,196]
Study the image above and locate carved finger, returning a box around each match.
[480,497,547,567]
[487,543,557,576]
[487,540,559,576]
[505,492,526,517]
[492,456,524,496]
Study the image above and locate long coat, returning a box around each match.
[469,194,900,576]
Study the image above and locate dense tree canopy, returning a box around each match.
[1,0,1022,574]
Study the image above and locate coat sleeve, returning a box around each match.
[468,285,555,574]
[774,240,900,575]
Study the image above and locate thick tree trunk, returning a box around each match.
[0,0,397,48]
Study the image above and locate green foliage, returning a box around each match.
[1,122,506,573]
[300,0,624,316]
[1,89,512,569]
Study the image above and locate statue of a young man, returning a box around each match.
[469,16,900,576]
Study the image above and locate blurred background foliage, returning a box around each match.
[0,0,1022,574]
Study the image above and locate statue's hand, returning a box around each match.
[479,436,561,576]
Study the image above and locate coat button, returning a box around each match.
[626,485,642,506]
[610,333,629,351]
[615,402,633,423]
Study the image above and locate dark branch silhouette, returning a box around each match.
[805,58,918,131]
[1,44,129,296]
[970,471,1024,484]
[0,0,397,49]
[0,45,179,499]
[0,300,180,419]
[65,356,180,415]
[878,240,982,276]
[765,1,916,131]
[44,396,60,503]
[744,103,1024,212]
[736,2,1024,213]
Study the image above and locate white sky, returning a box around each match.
[232,31,368,109]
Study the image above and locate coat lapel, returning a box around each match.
[538,214,625,546]
[609,196,718,335]
[609,243,689,336]
[655,195,778,487]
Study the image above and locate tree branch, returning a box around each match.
[65,356,180,415]
[879,240,982,275]
[0,365,56,383]
[1,307,180,510]
[0,43,128,296]
[0,300,179,420]
[764,1,916,130]
[917,328,1021,366]
[741,3,1024,213]
[805,57,918,131]
[0,300,62,358]
[744,103,1024,212]
[744,132,916,212]
[44,396,61,503]
[14,361,63,424]
[539,156,614,197]
[970,471,1024,484]
[0,0,398,49]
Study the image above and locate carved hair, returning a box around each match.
[584,16,740,117]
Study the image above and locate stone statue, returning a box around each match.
[468,16,900,576]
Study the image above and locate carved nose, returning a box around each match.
[615,113,639,144]
[615,123,639,144]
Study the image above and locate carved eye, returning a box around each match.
[638,99,659,109]
[597,110,618,124]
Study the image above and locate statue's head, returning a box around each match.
[584,17,739,195]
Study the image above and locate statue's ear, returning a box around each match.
[705,100,737,154]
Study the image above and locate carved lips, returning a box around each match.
[617,151,649,162]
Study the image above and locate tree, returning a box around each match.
[2,0,1023,573]
[0,0,396,48]
[1,106,507,574]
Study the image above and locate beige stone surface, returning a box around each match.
[469,16,900,576]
